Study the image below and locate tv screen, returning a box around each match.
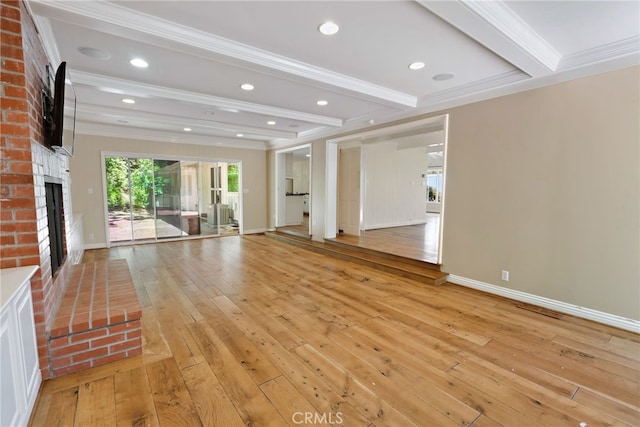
[51,61,66,149]
[42,61,76,156]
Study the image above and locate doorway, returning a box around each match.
[338,146,361,236]
[326,115,449,264]
[104,155,241,245]
[275,145,312,238]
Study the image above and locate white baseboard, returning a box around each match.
[84,243,107,250]
[364,219,428,231]
[243,228,269,235]
[447,275,640,334]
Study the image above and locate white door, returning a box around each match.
[338,147,361,235]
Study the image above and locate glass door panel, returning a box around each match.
[154,160,183,239]
[106,157,241,243]
[105,156,133,244]
[180,161,200,236]
[130,158,155,242]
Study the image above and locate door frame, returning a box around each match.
[325,114,449,264]
[101,150,244,247]
[274,144,312,234]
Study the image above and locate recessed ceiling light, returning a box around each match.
[129,58,148,68]
[433,73,454,81]
[316,100,328,106]
[236,133,244,137]
[409,62,425,70]
[78,46,110,59]
[240,83,254,91]
[121,98,135,104]
[183,127,192,132]
[318,21,339,35]
[267,120,276,125]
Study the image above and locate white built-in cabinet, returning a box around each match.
[1,266,41,427]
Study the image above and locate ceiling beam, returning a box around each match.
[417,0,562,77]
[77,103,298,139]
[28,0,418,108]
[70,70,344,127]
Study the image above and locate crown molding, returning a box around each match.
[70,70,343,128]
[28,0,417,108]
[77,103,297,140]
[29,15,61,68]
[76,122,267,150]
[419,70,529,106]
[559,35,640,71]
[418,0,561,76]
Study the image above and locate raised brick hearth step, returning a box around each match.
[48,259,142,377]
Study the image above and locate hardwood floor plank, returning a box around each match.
[29,387,78,427]
[157,317,206,371]
[278,311,474,426]
[340,319,578,427]
[140,307,172,364]
[207,298,282,385]
[292,343,419,427]
[572,387,640,425]
[145,358,203,427]
[485,338,639,407]
[259,375,322,426]
[30,235,640,426]
[40,355,145,395]
[382,294,493,346]
[187,321,289,427]
[74,377,116,427]
[553,334,640,371]
[114,366,159,427]
[210,295,372,426]
[469,414,503,427]
[360,292,582,400]
[452,358,632,426]
[229,296,306,350]
[181,362,246,427]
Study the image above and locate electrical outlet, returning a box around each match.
[501,270,509,281]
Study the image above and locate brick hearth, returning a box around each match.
[48,260,142,377]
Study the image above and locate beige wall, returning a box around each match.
[70,135,267,246]
[267,66,639,319]
[442,66,639,319]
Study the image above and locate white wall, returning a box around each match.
[292,158,310,194]
[362,143,428,229]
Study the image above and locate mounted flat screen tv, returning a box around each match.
[42,61,76,156]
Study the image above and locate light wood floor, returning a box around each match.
[333,214,440,264]
[30,235,639,426]
[277,213,310,238]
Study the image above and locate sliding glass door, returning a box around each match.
[154,160,182,239]
[105,155,240,245]
[130,159,155,241]
[105,157,155,244]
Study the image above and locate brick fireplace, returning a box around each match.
[1,0,78,379]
